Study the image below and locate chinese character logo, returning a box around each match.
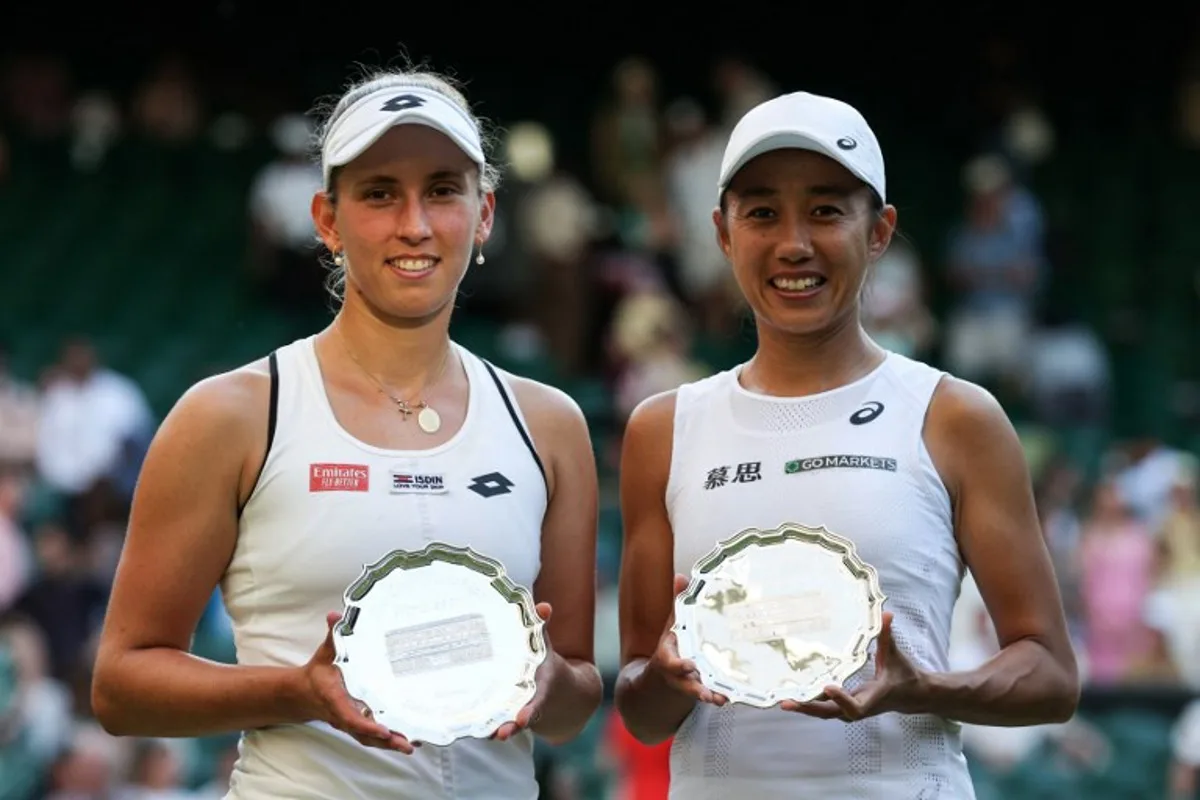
[704,466,729,490]
[703,462,761,489]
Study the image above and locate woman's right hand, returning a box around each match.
[299,611,417,754]
[648,574,728,707]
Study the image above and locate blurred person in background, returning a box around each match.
[607,289,707,425]
[1025,306,1111,428]
[43,722,127,800]
[710,56,776,132]
[591,57,663,212]
[0,616,74,774]
[12,519,108,684]
[112,739,193,800]
[1115,436,1191,540]
[192,745,238,800]
[941,153,1046,397]
[246,113,327,323]
[34,337,154,535]
[91,63,602,799]
[1154,455,1200,687]
[0,340,40,471]
[0,636,42,800]
[661,97,742,338]
[129,55,202,147]
[1,54,73,144]
[1077,477,1156,685]
[1171,699,1200,800]
[1034,457,1087,652]
[508,120,603,377]
[859,236,936,361]
[616,90,1077,799]
[0,465,33,614]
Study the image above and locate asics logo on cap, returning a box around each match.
[716,91,886,203]
[380,93,426,112]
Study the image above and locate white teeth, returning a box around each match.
[773,275,825,291]
[390,258,436,272]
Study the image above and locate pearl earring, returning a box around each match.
[333,251,345,267]
[475,251,485,266]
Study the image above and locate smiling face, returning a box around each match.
[312,124,495,323]
[714,148,896,338]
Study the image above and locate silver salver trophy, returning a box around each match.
[331,543,547,745]
[672,523,887,707]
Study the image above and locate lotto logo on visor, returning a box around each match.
[321,85,485,187]
[310,463,370,492]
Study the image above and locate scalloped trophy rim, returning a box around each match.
[671,522,887,707]
[332,541,547,745]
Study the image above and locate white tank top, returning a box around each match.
[221,336,547,800]
[665,352,976,800]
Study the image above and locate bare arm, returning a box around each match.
[612,392,697,744]
[508,376,604,745]
[91,365,393,746]
[920,377,1080,725]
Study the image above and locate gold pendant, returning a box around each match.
[417,406,441,434]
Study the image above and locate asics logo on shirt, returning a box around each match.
[849,401,884,425]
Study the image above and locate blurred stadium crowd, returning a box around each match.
[2,27,1200,800]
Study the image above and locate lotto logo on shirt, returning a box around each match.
[309,463,370,492]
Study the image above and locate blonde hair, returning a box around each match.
[311,63,503,304]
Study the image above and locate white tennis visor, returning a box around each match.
[321,85,485,188]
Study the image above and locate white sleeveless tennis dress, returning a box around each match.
[221,336,548,799]
[665,352,977,799]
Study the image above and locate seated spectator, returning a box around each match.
[942,154,1046,393]
[35,338,153,534]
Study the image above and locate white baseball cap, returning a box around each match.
[717,91,886,204]
[321,84,485,188]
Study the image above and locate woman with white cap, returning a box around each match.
[91,66,603,798]
[614,91,1079,798]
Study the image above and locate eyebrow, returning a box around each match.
[354,169,469,186]
[736,184,857,200]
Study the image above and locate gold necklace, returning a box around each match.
[339,332,452,434]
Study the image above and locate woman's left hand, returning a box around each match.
[491,602,555,741]
[780,612,927,721]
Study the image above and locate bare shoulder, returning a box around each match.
[925,375,1026,494]
[501,370,589,435]
[927,375,1014,441]
[624,389,678,439]
[149,356,275,502]
[618,389,678,483]
[168,357,272,436]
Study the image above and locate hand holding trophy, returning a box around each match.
[331,543,547,746]
[672,523,887,710]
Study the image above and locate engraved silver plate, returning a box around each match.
[672,523,886,707]
[332,543,547,746]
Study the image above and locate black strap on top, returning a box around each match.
[238,351,279,518]
[480,359,547,487]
